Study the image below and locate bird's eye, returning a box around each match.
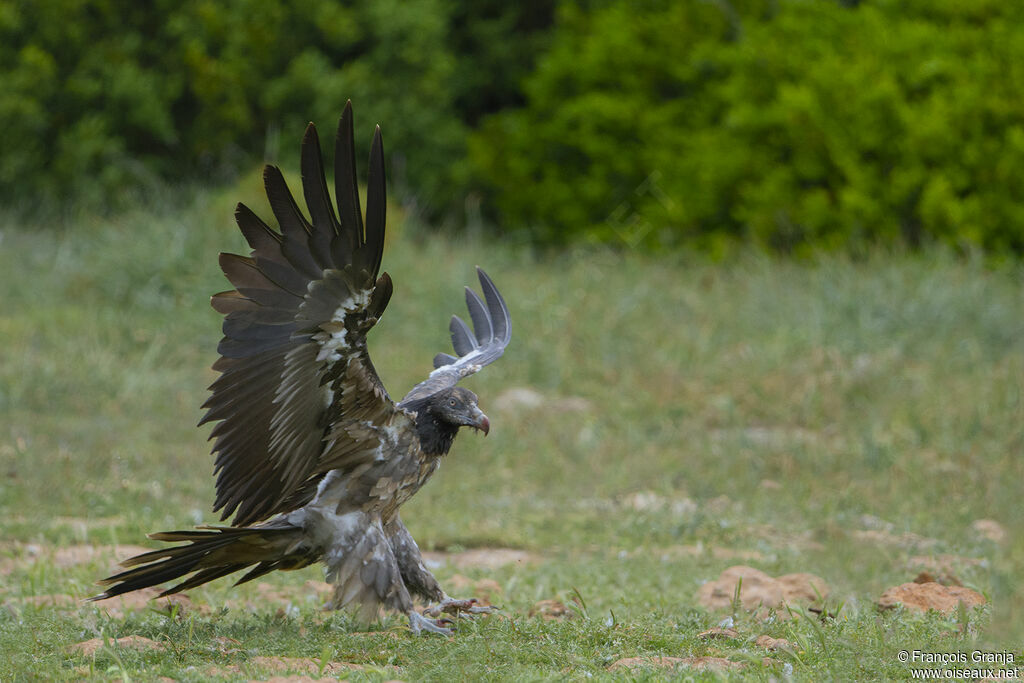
[448,398,457,407]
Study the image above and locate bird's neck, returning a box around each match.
[415,412,458,457]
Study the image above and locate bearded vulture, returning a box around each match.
[92,102,511,635]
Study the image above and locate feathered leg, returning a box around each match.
[385,516,443,602]
[321,512,453,635]
[385,516,496,622]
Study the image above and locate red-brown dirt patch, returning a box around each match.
[70,635,165,656]
[696,565,829,618]
[877,582,985,614]
[608,656,744,672]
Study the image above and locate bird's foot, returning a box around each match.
[408,610,454,636]
[425,596,497,618]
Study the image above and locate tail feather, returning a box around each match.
[90,524,316,601]
[164,564,250,596]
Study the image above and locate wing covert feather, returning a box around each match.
[202,103,397,526]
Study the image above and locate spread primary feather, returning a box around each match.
[92,102,511,636]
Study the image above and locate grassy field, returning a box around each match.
[0,183,1021,681]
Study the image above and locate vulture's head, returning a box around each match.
[428,387,490,436]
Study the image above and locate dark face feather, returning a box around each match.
[430,387,490,435]
[413,387,490,456]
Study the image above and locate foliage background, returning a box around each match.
[2,1,1023,678]
[3,0,1023,254]
[0,0,553,218]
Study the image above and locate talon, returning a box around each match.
[408,610,453,636]
[427,596,498,619]
[467,604,498,614]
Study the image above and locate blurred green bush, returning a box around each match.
[470,0,1024,255]
[3,0,1023,255]
[0,0,553,216]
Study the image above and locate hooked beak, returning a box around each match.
[468,406,490,436]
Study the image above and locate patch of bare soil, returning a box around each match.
[852,529,939,550]
[877,582,985,614]
[303,580,334,602]
[251,657,369,674]
[209,656,399,679]
[620,491,698,517]
[696,565,829,618]
[907,554,986,570]
[971,519,1007,544]
[852,516,940,550]
[607,656,744,672]
[6,543,154,574]
[913,571,962,587]
[905,554,986,586]
[11,594,78,608]
[642,544,765,562]
[223,581,335,613]
[55,544,154,569]
[213,636,243,656]
[252,582,300,606]
[6,589,191,617]
[697,627,739,640]
[493,387,592,413]
[92,588,198,619]
[422,548,539,570]
[709,426,823,448]
[529,599,572,620]
[755,635,793,651]
[70,635,165,656]
[51,516,127,531]
[746,524,826,552]
[447,574,502,605]
[774,572,829,603]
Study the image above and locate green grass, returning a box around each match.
[0,185,1021,680]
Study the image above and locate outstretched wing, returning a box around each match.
[398,268,511,408]
[201,101,396,526]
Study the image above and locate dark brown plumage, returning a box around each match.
[92,102,511,635]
